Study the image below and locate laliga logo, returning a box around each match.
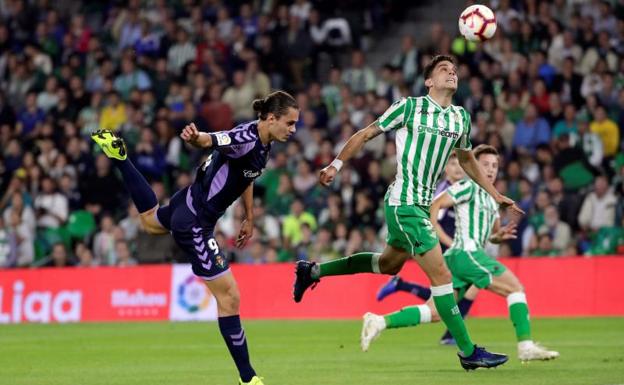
[0,281,82,323]
[177,275,211,313]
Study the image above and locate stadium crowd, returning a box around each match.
[0,0,623,268]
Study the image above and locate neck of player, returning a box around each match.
[428,89,453,108]
[257,121,272,145]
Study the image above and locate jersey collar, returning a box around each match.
[426,94,452,112]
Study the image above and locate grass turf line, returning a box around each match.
[1,318,623,385]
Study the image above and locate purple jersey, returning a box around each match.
[189,121,270,221]
[435,179,456,251]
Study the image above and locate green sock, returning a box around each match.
[384,305,431,328]
[315,252,380,278]
[432,284,475,356]
[507,292,531,341]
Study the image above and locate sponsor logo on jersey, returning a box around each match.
[243,170,261,178]
[216,133,231,146]
[417,125,460,139]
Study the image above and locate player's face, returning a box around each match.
[445,156,465,183]
[428,61,458,92]
[477,153,499,184]
[269,107,299,142]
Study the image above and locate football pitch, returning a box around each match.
[1,318,623,385]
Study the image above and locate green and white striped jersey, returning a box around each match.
[446,179,500,251]
[378,95,472,207]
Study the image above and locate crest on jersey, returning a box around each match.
[216,133,231,146]
[215,255,226,268]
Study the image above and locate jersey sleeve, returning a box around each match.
[455,108,472,150]
[377,98,407,132]
[208,129,257,158]
[446,179,474,204]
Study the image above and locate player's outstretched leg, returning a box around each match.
[293,247,409,302]
[376,275,432,301]
[91,129,167,234]
[361,303,435,351]
[489,271,559,362]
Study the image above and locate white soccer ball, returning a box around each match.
[458,4,497,42]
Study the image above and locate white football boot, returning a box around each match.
[518,341,560,361]
[361,312,387,352]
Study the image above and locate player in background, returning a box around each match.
[293,55,524,370]
[92,91,299,385]
[361,145,559,362]
[376,152,480,346]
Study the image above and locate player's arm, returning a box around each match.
[320,97,407,186]
[181,123,213,148]
[429,192,455,248]
[181,123,257,158]
[456,149,524,218]
[236,183,254,249]
[319,122,383,186]
[489,218,518,244]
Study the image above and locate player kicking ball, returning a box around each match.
[92,91,299,385]
[361,145,559,362]
[294,55,524,370]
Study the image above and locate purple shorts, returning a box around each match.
[156,186,230,280]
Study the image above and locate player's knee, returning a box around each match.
[140,216,167,235]
[379,255,405,275]
[431,267,452,286]
[383,263,402,275]
[511,281,524,293]
[219,286,240,313]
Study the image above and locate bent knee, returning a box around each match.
[140,211,168,235]
[430,268,453,286]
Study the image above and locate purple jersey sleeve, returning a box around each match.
[208,127,258,158]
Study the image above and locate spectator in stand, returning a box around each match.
[222,70,255,123]
[2,192,35,267]
[34,176,68,230]
[590,105,620,165]
[342,50,376,94]
[282,198,317,249]
[513,104,551,155]
[578,175,617,233]
[537,205,573,252]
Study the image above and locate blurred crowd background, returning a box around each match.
[0,0,623,269]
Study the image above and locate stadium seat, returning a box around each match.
[67,210,97,240]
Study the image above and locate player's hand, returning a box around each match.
[496,194,525,221]
[319,165,338,187]
[180,123,202,147]
[496,222,518,241]
[236,218,253,249]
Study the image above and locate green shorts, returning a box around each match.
[444,248,506,296]
[385,202,438,256]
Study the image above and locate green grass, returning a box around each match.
[1,318,623,385]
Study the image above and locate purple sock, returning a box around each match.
[113,159,157,213]
[396,279,431,301]
[218,315,256,382]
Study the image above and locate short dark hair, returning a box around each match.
[423,55,456,81]
[252,91,299,120]
[473,144,499,160]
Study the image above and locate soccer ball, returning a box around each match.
[458,4,497,42]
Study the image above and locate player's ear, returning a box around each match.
[425,78,433,88]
